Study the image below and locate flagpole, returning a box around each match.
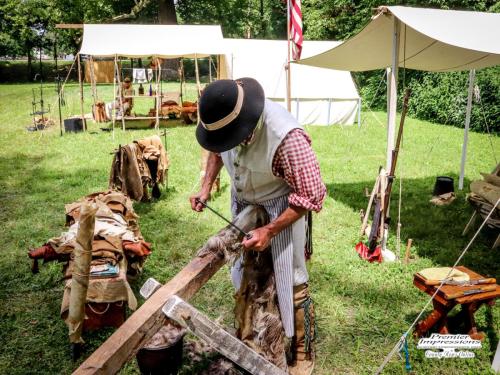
[286,0,292,113]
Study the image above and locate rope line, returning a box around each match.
[477,93,498,165]
[375,198,500,374]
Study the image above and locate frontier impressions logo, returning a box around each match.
[417,334,482,359]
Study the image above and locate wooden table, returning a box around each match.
[413,266,500,340]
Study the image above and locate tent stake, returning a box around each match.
[459,69,475,190]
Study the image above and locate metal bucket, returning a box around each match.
[136,324,185,375]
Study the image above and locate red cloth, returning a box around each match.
[272,129,326,212]
[28,244,59,262]
[122,240,152,257]
[355,242,382,263]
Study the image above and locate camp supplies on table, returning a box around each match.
[413,266,500,340]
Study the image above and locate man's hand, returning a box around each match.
[242,226,273,252]
[189,190,210,212]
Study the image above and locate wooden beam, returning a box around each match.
[163,296,287,375]
[56,24,84,29]
[73,205,267,375]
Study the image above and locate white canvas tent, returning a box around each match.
[299,6,500,188]
[80,24,228,59]
[225,39,360,126]
[78,24,230,131]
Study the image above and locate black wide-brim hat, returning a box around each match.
[196,77,265,153]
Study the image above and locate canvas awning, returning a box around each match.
[299,6,500,190]
[79,24,227,58]
[298,6,500,72]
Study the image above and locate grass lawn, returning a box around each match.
[0,82,499,375]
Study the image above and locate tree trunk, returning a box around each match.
[159,0,179,80]
[27,47,33,81]
[260,0,266,37]
[158,0,177,24]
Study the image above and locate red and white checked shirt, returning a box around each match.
[271,129,326,212]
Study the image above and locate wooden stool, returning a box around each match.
[413,266,500,340]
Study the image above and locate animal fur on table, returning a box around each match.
[197,205,288,371]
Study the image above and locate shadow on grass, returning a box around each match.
[327,173,499,278]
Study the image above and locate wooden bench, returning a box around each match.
[413,266,500,340]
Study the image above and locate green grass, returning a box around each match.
[0,82,499,375]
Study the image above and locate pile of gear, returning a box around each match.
[468,164,500,213]
[109,135,169,201]
[28,190,152,335]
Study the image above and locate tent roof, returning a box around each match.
[79,24,227,58]
[226,39,359,100]
[298,6,500,72]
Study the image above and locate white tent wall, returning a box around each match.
[225,39,360,126]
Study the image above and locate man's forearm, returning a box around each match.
[265,205,307,237]
[201,152,224,194]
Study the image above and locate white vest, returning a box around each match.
[221,99,302,203]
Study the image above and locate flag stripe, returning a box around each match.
[289,0,303,60]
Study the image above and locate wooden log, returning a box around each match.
[74,205,267,375]
[163,295,287,375]
[67,203,97,344]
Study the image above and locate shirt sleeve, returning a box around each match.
[272,128,326,212]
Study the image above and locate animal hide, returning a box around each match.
[196,206,287,371]
[234,249,288,371]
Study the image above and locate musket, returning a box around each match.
[368,89,411,252]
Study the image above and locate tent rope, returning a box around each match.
[361,69,387,127]
[476,87,498,164]
[375,197,500,374]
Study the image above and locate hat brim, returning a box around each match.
[196,77,265,153]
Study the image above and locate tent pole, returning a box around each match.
[208,56,212,83]
[114,56,126,131]
[77,53,87,131]
[112,56,117,138]
[386,18,400,170]
[54,29,63,137]
[286,0,291,113]
[459,69,475,190]
[194,54,202,97]
[89,56,98,122]
[179,58,184,104]
[155,59,160,131]
[327,98,331,125]
[357,98,362,128]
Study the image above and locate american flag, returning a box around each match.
[289,0,303,60]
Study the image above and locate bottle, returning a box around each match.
[138,83,144,95]
[149,84,152,96]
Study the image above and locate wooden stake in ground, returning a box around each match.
[67,203,97,344]
[403,238,413,265]
[74,205,267,375]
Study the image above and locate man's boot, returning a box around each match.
[288,283,315,375]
